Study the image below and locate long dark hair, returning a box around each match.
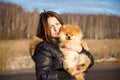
[36,11,64,41]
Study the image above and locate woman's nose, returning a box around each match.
[54,26,59,31]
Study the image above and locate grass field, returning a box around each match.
[0,39,120,71]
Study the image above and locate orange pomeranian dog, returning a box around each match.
[59,24,90,80]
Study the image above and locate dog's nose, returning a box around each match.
[66,36,71,40]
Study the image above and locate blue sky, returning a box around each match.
[0,0,120,16]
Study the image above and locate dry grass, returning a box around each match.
[0,39,120,71]
[0,39,34,70]
[84,39,120,57]
[83,39,120,66]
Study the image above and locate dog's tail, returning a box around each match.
[80,42,89,51]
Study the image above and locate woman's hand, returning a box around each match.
[71,69,81,76]
[71,66,86,76]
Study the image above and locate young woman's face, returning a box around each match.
[47,17,62,38]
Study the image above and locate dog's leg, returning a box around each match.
[75,73,85,80]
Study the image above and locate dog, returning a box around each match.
[59,24,90,80]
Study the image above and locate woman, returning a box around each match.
[32,11,94,80]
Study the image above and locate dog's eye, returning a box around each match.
[66,33,68,36]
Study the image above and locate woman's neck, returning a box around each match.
[52,38,59,43]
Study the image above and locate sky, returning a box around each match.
[0,0,120,16]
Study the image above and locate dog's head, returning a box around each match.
[59,24,83,42]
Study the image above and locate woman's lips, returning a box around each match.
[55,32,59,35]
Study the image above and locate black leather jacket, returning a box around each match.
[33,41,94,80]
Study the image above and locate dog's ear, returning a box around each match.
[62,25,66,29]
[60,25,66,31]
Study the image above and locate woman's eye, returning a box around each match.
[49,26,53,28]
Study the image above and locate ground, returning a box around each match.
[0,39,120,70]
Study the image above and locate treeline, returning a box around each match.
[61,14,120,39]
[0,2,39,39]
[0,2,120,39]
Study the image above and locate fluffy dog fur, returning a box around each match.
[59,24,90,80]
[29,36,43,57]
